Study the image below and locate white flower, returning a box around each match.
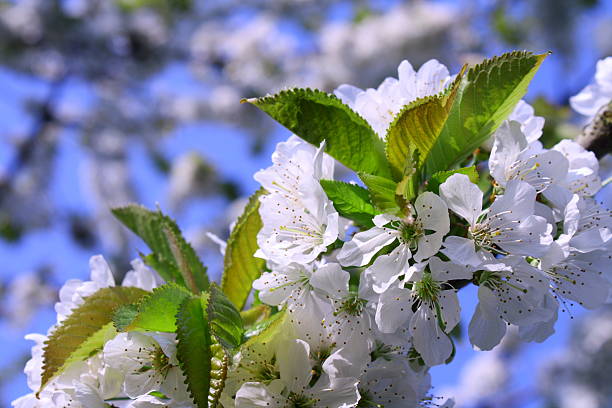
[321,271,379,353]
[540,240,609,309]
[103,332,188,401]
[55,255,160,323]
[518,291,559,343]
[559,194,611,252]
[506,100,545,144]
[234,339,360,408]
[570,57,612,117]
[252,262,348,322]
[221,336,283,404]
[550,139,602,197]
[334,59,450,138]
[55,255,116,322]
[440,175,552,257]
[375,257,470,366]
[255,136,340,266]
[489,121,568,192]
[15,334,125,408]
[338,191,449,293]
[357,359,429,407]
[469,256,553,350]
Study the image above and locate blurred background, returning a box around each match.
[0,0,610,406]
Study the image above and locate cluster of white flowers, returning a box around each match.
[13,56,611,408]
[230,58,611,406]
[12,257,196,408]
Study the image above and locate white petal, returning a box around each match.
[489,179,536,220]
[309,263,350,299]
[277,339,312,393]
[518,293,558,342]
[373,213,399,227]
[337,227,397,267]
[489,121,527,186]
[253,271,300,306]
[438,290,461,332]
[429,256,473,281]
[414,230,445,262]
[366,245,411,293]
[415,191,450,234]
[411,304,452,366]
[415,59,450,95]
[310,377,360,408]
[235,382,286,408]
[334,84,363,107]
[468,303,506,351]
[375,284,414,333]
[439,174,482,225]
[89,255,115,287]
[441,236,482,267]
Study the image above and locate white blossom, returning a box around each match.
[334,59,450,138]
[234,338,359,408]
[469,256,554,350]
[255,136,341,266]
[338,191,449,293]
[489,120,568,192]
[374,257,469,366]
[570,57,612,118]
[103,332,190,402]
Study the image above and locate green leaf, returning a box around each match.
[112,205,209,293]
[221,189,266,310]
[112,304,139,332]
[427,166,480,195]
[244,88,391,178]
[320,180,377,227]
[358,173,400,215]
[424,51,548,176]
[207,284,244,350]
[39,286,148,394]
[113,283,192,332]
[175,295,212,408]
[386,74,462,182]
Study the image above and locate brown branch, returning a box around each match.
[576,101,612,158]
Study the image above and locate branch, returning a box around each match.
[576,101,612,158]
[0,76,67,205]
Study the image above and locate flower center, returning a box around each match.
[469,222,494,249]
[413,273,441,302]
[310,347,331,384]
[398,221,423,247]
[356,389,383,408]
[145,345,171,377]
[336,293,367,317]
[253,356,280,382]
[370,340,396,362]
[478,270,527,294]
[288,392,316,408]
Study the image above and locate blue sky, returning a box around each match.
[0,0,611,405]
